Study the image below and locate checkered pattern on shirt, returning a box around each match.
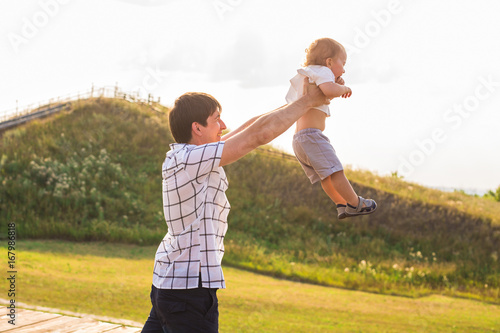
[152,142,230,289]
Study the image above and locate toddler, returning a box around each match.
[286,37,377,219]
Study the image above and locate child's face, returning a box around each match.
[326,51,347,80]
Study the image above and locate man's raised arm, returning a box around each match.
[221,105,286,142]
[220,83,328,166]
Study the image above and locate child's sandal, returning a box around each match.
[345,196,377,217]
[336,204,347,220]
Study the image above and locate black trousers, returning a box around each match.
[141,282,219,333]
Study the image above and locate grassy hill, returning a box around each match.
[0,98,499,303]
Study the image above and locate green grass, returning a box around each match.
[0,97,499,304]
[1,240,499,332]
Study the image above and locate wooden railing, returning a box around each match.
[0,85,160,132]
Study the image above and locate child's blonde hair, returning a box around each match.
[304,38,345,66]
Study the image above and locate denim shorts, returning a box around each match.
[292,128,343,184]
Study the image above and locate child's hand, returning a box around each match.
[335,77,345,85]
[336,77,351,98]
[341,86,352,98]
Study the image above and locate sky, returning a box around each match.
[1,0,499,193]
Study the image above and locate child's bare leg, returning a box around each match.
[329,170,359,206]
[326,170,378,217]
[320,176,346,205]
[321,174,350,219]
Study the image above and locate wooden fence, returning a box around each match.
[0,85,160,132]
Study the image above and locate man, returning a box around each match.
[142,82,327,333]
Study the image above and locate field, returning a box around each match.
[1,240,499,333]
[0,97,499,330]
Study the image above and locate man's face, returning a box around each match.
[200,109,226,143]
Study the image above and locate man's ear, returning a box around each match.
[191,122,202,136]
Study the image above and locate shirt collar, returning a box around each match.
[169,143,188,150]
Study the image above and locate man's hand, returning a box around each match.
[303,78,329,107]
[221,79,329,166]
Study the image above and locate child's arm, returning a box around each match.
[318,82,352,99]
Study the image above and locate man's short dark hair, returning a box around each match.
[168,92,222,143]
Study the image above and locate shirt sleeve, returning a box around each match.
[309,66,336,86]
[298,66,335,86]
[184,141,225,183]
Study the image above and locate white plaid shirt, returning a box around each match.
[152,142,230,289]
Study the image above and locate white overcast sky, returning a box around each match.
[1,0,499,193]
